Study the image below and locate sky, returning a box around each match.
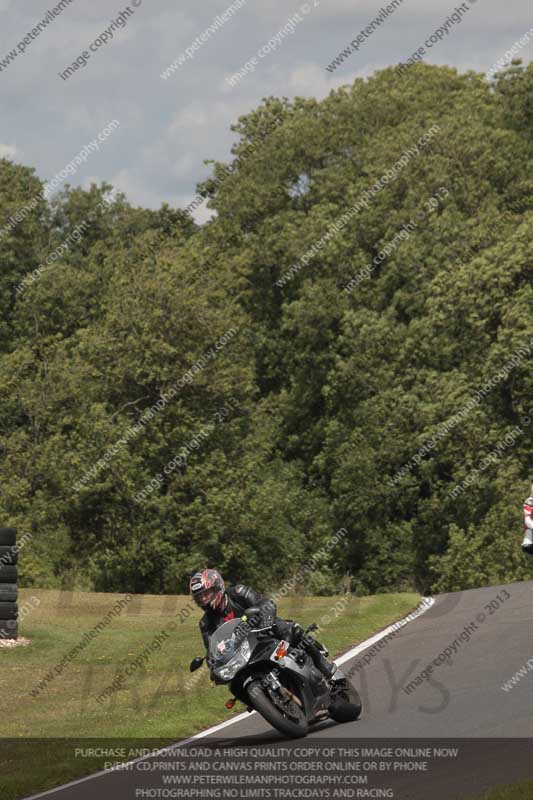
[0,0,531,223]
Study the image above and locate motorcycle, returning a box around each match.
[190,610,362,738]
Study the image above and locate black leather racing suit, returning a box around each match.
[199,584,336,679]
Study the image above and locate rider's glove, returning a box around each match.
[259,600,276,627]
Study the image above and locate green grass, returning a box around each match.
[1,588,419,799]
[467,779,533,799]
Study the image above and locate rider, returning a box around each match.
[190,568,341,681]
[523,483,533,554]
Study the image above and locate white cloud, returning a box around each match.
[0,143,18,159]
[170,106,210,131]
[111,167,169,210]
[191,203,216,226]
[287,62,363,96]
[170,153,197,180]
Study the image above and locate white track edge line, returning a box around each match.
[23,596,435,800]
[335,596,434,667]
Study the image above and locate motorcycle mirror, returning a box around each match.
[307,623,318,633]
[189,656,205,672]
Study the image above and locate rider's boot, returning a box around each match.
[285,622,344,683]
[303,638,343,682]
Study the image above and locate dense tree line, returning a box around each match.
[1,62,532,595]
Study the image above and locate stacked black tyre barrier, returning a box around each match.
[0,528,18,639]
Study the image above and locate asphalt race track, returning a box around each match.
[26,582,533,800]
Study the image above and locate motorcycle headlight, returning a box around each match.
[214,639,251,681]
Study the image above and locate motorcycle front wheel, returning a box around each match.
[247,680,309,739]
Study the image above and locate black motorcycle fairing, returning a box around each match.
[227,631,330,720]
[277,650,331,716]
[208,615,337,729]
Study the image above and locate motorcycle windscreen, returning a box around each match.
[209,618,247,668]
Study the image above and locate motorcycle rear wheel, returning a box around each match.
[247,680,309,738]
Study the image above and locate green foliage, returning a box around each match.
[1,63,532,594]
[0,160,48,351]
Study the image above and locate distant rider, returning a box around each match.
[190,568,342,681]
[523,483,533,554]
